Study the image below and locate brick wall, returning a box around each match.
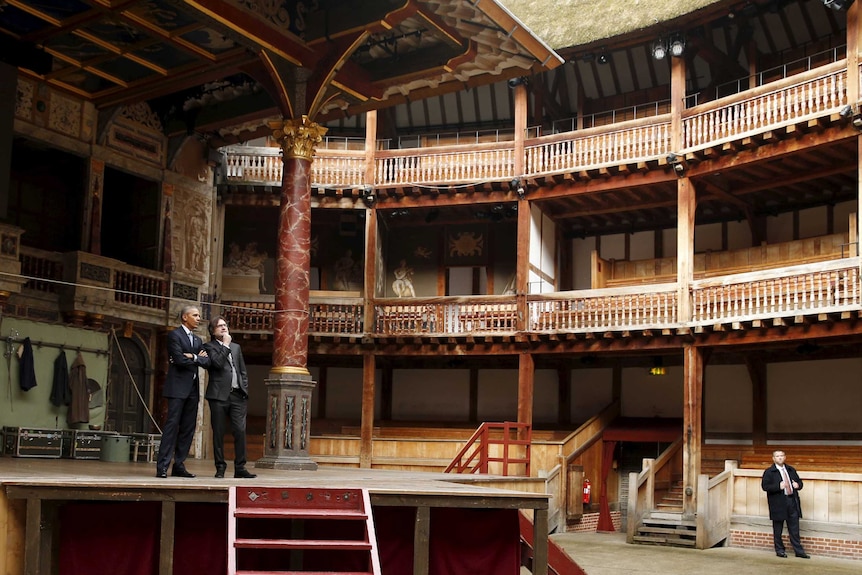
[566,511,622,533]
[730,530,862,560]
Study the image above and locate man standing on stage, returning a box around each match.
[156,305,209,478]
[761,450,810,559]
[202,315,257,479]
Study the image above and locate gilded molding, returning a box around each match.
[269,116,328,161]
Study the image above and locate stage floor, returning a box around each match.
[0,456,549,502]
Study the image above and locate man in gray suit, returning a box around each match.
[203,315,256,479]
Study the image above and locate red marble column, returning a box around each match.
[256,117,326,471]
[269,117,327,374]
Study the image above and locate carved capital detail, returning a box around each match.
[269,116,327,161]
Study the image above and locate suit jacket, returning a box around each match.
[163,326,209,399]
[202,340,248,400]
[762,463,804,521]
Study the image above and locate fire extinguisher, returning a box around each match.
[583,478,591,505]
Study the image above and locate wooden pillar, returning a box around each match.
[746,357,767,446]
[360,352,376,468]
[677,177,695,323]
[513,83,527,177]
[557,365,571,425]
[517,352,534,437]
[682,344,704,518]
[84,158,104,254]
[413,506,430,575]
[159,501,175,575]
[516,193,531,328]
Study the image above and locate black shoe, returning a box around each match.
[214,470,225,478]
[171,467,196,478]
[234,468,257,479]
[796,553,810,559]
[776,552,787,558]
[156,469,167,478]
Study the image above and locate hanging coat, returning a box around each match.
[67,352,89,424]
[18,337,37,391]
[50,350,71,406]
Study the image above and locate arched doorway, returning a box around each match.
[106,336,151,433]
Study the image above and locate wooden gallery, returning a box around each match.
[1,0,862,574]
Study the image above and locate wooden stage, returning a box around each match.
[0,457,550,575]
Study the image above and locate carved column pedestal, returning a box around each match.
[254,371,318,470]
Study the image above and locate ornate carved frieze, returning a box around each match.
[119,102,163,132]
[80,262,111,283]
[15,79,33,120]
[172,282,199,301]
[171,189,210,277]
[48,93,82,137]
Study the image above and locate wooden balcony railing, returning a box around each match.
[20,246,63,294]
[690,259,860,326]
[114,268,168,310]
[374,297,518,336]
[526,117,672,177]
[221,297,365,334]
[222,60,850,190]
[375,142,515,185]
[682,62,846,153]
[528,285,679,332]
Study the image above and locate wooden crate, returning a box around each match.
[69,430,117,460]
[129,433,162,463]
[3,427,70,458]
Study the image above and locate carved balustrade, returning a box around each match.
[20,246,63,294]
[528,285,680,332]
[690,258,861,326]
[374,297,519,336]
[681,62,847,153]
[222,62,850,189]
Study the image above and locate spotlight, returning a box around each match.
[362,185,376,207]
[597,52,609,65]
[669,34,685,58]
[509,177,526,199]
[651,38,667,61]
[667,153,686,176]
[822,0,850,10]
[839,104,854,119]
[507,76,528,89]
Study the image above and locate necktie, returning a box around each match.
[228,347,238,389]
[780,467,792,495]
[188,331,194,348]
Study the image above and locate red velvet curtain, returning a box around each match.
[596,439,617,531]
[57,501,521,575]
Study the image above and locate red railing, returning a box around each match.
[519,511,587,575]
[445,421,531,476]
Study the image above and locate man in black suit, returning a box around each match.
[203,315,256,479]
[762,450,810,559]
[156,305,209,478]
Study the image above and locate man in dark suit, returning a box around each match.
[156,305,209,478]
[761,450,810,559]
[203,315,256,479]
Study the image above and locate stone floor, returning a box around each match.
[548,531,861,575]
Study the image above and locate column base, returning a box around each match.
[253,370,318,471]
[255,456,318,471]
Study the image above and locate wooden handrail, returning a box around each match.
[445,422,532,476]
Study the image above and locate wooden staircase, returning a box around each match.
[632,481,697,548]
[228,486,381,575]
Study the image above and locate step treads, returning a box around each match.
[235,538,373,551]
[235,508,368,520]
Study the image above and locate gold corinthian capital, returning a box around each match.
[269,116,328,161]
